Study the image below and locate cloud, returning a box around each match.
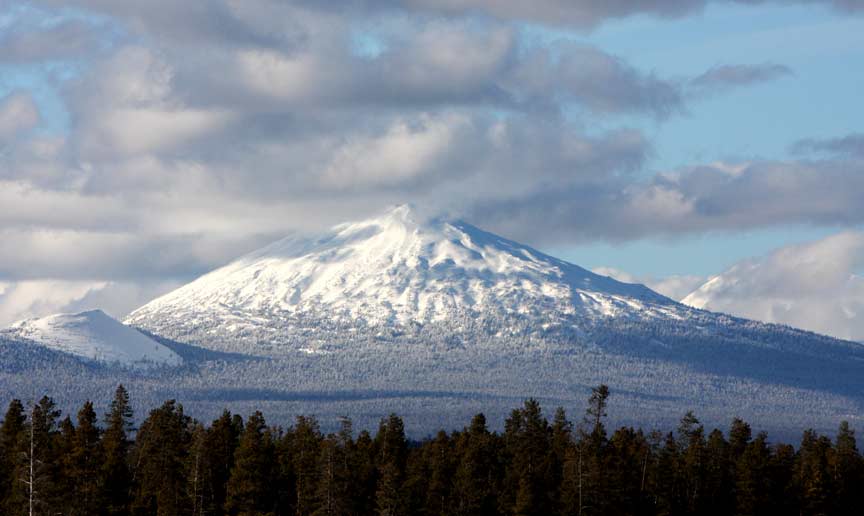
[0,0,858,325]
[466,155,864,244]
[592,266,707,300]
[0,92,40,142]
[792,133,864,157]
[689,63,793,96]
[0,18,108,63]
[682,231,864,341]
[313,0,863,28]
[0,279,182,326]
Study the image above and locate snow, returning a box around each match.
[2,206,864,438]
[4,309,182,368]
[125,204,679,354]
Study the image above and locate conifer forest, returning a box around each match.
[0,384,862,516]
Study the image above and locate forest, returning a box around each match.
[0,384,861,516]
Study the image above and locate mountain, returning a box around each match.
[126,204,686,354]
[3,309,183,368]
[4,205,864,438]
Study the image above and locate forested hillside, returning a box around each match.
[1,385,861,516]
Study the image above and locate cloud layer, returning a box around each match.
[0,0,860,325]
[682,232,864,341]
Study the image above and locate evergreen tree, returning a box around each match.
[677,411,706,514]
[313,418,354,516]
[101,384,134,516]
[224,411,275,515]
[735,432,771,516]
[702,428,733,516]
[25,396,63,515]
[562,387,609,516]
[654,432,684,516]
[452,414,498,516]
[504,399,553,516]
[201,410,242,516]
[831,421,862,516]
[0,399,26,512]
[68,401,103,515]
[796,429,833,516]
[375,414,408,516]
[131,399,192,516]
[605,427,652,516]
[351,429,379,516]
[187,423,208,516]
[293,415,323,516]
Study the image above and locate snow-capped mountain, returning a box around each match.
[4,309,182,368]
[126,205,689,354]
[4,206,864,437]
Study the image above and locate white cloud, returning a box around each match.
[0,93,40,142]
[0,279,182,326]
[592,266,706,301]
[0,0,858,322]
[682,232,864,341]
[0,280,107,326]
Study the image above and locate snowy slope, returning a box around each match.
[126,205,688,353]
[4,310,182,368]
[5,206,864,437]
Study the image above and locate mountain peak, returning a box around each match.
[126,206,674,354]
[5,310,182,368]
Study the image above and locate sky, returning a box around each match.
[1,0,863,340]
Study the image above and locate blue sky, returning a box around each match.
[547,3,863,276]
[1,0,864,338]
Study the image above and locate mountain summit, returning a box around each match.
[5,309,182,368]
[126,205,683,354]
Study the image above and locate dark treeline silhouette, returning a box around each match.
[0,385,862,516]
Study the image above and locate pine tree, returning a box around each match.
[101,385,134,516]
[677,411,706,513]
[352,429,379,516]
[452,414,498,516]
[702,428,732,516]
[504,399,553,516]
[187,423,208,516]
[375,414,408,516]
[562,387,610,516]
[23,396,63,515]
[796,429,833,516]
[0,399,26,512]
[293,415,323,516]
[654,432,684,516]
[131,399,192,516]
[550,407,573,513]
[735,432,771,516]
[831,421,862,516]
[310,417,358,516]
[68,401,103,515]
[224,411,274,515]
[201,410,242,516]
[605,427,652,516]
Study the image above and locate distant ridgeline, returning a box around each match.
[0,385,861,516]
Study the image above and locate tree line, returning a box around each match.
[0,384,862,515]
